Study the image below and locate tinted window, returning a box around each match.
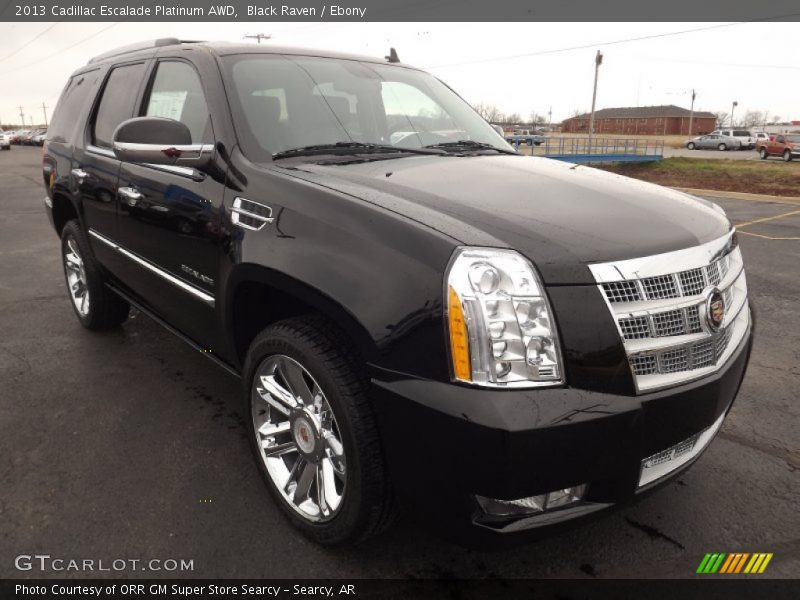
[144,61,212,143]
[734,130,751,136]
[225,54,507,160]
[92,63,146,148]
[48,70,100,143]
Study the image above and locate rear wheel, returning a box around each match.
[784,149,793,162]
[61,220,129,329]
[243,316,395,545]
[759,147,768,160]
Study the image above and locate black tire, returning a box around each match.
[687,142,695,150]
[783,149,792,162]
[243,316,395,545]
[759,148,768,160]
[718,143,727,151]
[61,220,129,330]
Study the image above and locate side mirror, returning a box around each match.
[112,117,212,169]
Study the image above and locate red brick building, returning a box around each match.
[561,105,717,136]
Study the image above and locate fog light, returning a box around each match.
[476,484,587,518]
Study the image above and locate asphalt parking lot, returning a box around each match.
[1,146,798,579]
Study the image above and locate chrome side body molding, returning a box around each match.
[88,228,215,306]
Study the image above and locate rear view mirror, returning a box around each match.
[112,117,212,169]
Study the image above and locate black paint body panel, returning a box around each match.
[41,41,752,542]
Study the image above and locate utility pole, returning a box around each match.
[244,33,271,44]
[548,106,552,130]
[730,101,738,127]
[588,50,603,152]
[18,105,24,128]
[687,89,696,136]
[41,102,49,128]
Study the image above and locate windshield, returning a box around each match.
[222,54,512,161]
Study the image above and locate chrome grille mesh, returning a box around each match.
[603,281,641,303]
[590,233,749,392]
[641,275,678,300]
[601,252,732,303]
[652,309,687,337]
[620,316,651,339]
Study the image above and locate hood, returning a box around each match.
[278,155,730,284]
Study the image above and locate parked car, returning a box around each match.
[756,133,800,161]
[31,129,47,146]
[44,39,752,546]
[506,128,545,146]
[10,130,29,144]
[752,132,769,144]
[685,134,741,151]
[711,129,755,150]
[0,131,10,150]
[22,128,45,145]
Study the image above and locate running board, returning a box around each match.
[106,283,241,379]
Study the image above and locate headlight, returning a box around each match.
[445,247,564,388]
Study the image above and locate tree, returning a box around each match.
[713,111,729,128]
[473,102,504,123]
[742,110,764,128]
[506,112,522,125]
[529,111,546,126]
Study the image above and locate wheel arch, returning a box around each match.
[51,192,81,236]
[224,263,378,370]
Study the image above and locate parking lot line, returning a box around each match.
[734,209,800,240]
[735,209,800,229]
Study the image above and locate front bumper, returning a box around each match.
[370,317,752,544]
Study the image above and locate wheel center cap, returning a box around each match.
[292,414,318,456]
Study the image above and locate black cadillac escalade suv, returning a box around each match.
[43,39,753,546]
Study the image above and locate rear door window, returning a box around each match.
[143,61,212,143]
[92,62,147,148]
[48,70,100,143]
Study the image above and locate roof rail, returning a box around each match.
[88,38,203,64]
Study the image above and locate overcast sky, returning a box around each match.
[1,21,798,128]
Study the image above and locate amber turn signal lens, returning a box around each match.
[448,286,471,381]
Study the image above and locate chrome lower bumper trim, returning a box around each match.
[638,409,726,488]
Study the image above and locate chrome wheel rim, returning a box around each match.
[252,354,346,522]
[64,237,90,317]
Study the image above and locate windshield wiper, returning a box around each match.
[423,140,517,155]
[272,142,445,160]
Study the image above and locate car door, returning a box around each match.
[115,57,227,348]
[698,135,712,149]
[73,61,149,274]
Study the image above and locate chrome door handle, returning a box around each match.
[118,187,144,202]
[71,168,89,183]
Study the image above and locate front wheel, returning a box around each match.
[687,142,695,150]
[243,316,395,545]
[784,150,793,162]
[61,220,129,329]
[718,143,728,151]
[759,148,768,160]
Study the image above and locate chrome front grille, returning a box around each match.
[590,231,750,393]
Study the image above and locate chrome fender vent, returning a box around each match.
[231,197,274,231]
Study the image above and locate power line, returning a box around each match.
[0,22,120,76]
[0,22,61,63]
[423,16,800,70]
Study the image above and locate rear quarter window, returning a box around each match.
[48,70,100,144]
[92,62,147,148]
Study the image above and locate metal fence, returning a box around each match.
[531,137,664,163]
